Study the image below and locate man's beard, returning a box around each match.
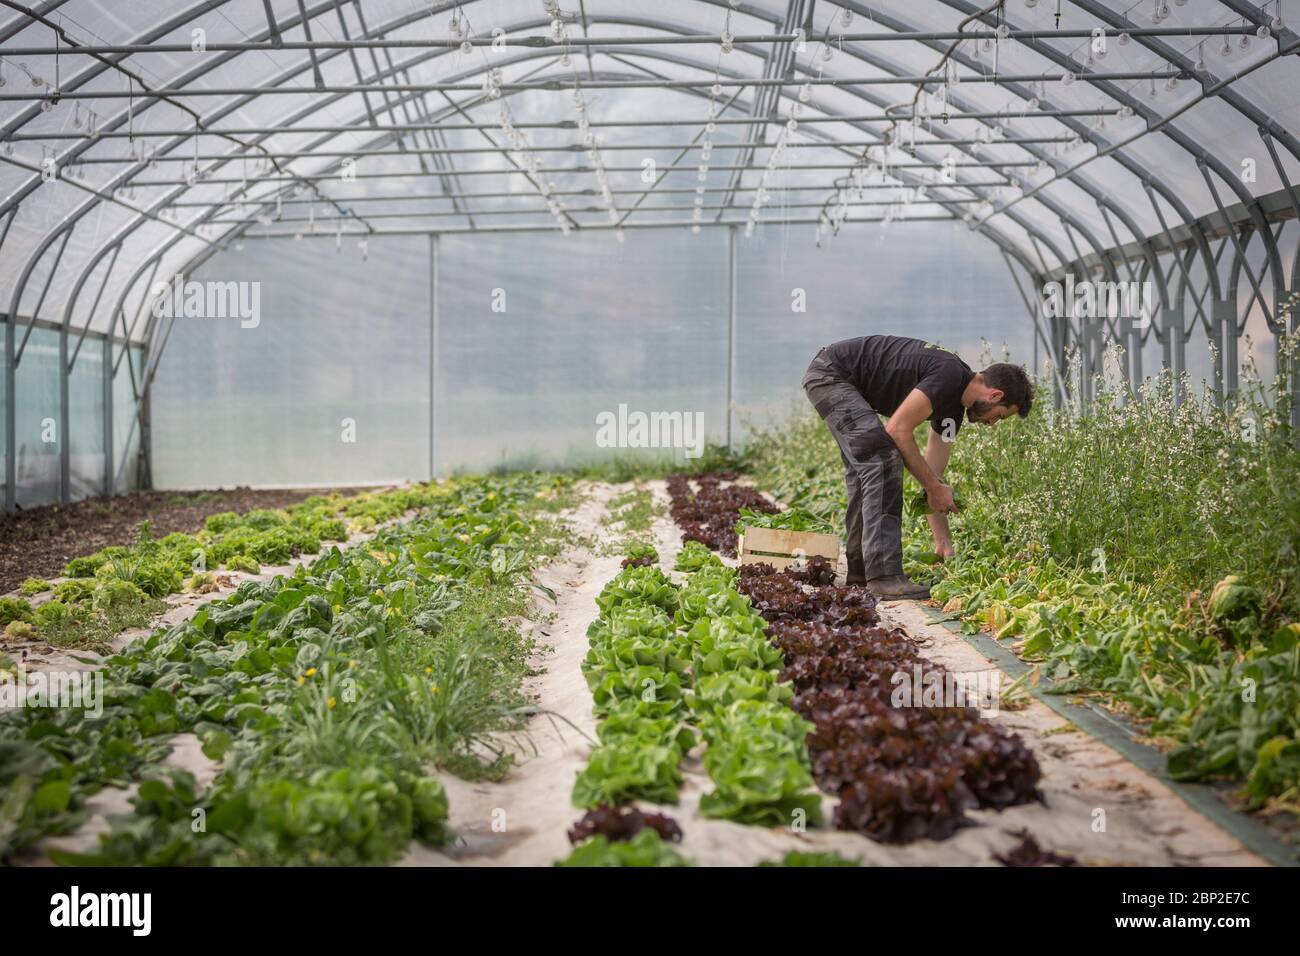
[966,400,997,424]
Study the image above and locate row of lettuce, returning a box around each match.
[560,540,846,867]
[1,474,574,865]
[0,486,447,650]
[560,471,1045,866]
[746,373,1300,810]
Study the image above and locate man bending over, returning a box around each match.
[801,335,1032,600]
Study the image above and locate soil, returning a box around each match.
[0,487,372,593]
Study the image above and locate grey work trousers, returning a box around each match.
[801,348,904,581]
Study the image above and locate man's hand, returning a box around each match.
[935,541,955,561]
[927,482,958,514]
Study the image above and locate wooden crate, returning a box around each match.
[737,526,841,571]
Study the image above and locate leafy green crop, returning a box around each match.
[1,473,576,865]
[574,517,818,834]
[696,700,822,827]
[594,565,680,617]
[0,597,33,626]
[674,540,724,572]
[734,507,835,536]
[555,829,692,867]
[572,736,686,808]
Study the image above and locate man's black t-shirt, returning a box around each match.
[824,335,974,435]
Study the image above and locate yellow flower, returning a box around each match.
[457,533,471,543]
[297,676,306,686]
[305,667,317,677]
[327,697,337,709]
[424,666,433,675]
[348,659,358,669]
[430,684,440,694]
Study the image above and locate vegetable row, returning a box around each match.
[1,474,571,865]
[2,484,451,649]
[666,474,1042,841]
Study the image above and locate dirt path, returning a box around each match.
[419,479,1267,867]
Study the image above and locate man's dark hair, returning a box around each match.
[981,363,1033,417]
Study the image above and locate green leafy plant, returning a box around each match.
[734,507,835,535]
[674,540,723,572]
[758,850,861,867]
[0,597,33,627]
[555,829,692,867]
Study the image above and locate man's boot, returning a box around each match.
[865,574,931,600]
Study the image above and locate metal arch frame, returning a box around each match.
[164,13,1054,254]
[0,0,1210,268]
[822,0,1224,280]
[968,0,1296,292]
[5,0,1227,299]
[713,0,800,219]
[0,0,245,216]
[930,0,1295,407]
[940,0,1277,291]
[40,6,1065,320]
[3,0,1288,256]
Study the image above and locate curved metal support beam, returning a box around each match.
[54,12,1055,316]
[12,1,1123,299]
[826,0,1216,277]
[939,0,1249,290]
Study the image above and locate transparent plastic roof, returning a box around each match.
[2,0,1298,339]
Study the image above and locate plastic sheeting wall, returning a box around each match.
[434,229,730,473]
[732,222,1032,438]
[113,344,145,495]
[148,222,1035,487]
[150,236,431,489]
[0,321,147,509]
[12,327,60,508]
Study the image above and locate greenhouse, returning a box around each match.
[0,0,1297,887]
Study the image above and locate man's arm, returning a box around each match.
[883,389,957,514]
[924,429,955,559]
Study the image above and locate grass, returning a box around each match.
[32,594,168,653]
[569,443,739,483]
[599,484,663,556]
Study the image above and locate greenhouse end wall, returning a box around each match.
[146,221,1031,489]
